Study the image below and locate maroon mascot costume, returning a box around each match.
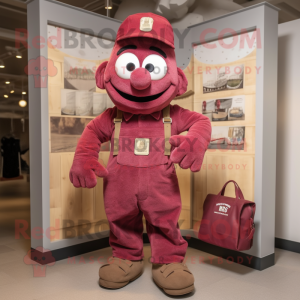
[70,13,211,295]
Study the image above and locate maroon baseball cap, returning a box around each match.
[116,12,175,49]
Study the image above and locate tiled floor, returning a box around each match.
[1,180,300,300]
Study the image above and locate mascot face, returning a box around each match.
[96,37,187,114]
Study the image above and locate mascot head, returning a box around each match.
[95,13,187,115]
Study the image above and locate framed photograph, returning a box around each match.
[50,116,92,153]
[61,89,76,115]
[209,126,245,150]
[203,64,244,94]
[202,96,245,121]
[64,56,97,92]
[50,116,110,153]
[93,93,107,116]
[75,90,93,116]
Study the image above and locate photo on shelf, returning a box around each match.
[50,117,91,153]
[61,89,112,117]
[203,64,244,94]
[202,95,245,121]
[61,89,76,115]
[75,90,93,116]
[93,93,107,116]
[209,126,245,151]
[64,56,97,92]
[50,116,110,153]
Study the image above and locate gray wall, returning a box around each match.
[276,19,300,243]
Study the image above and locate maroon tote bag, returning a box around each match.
[198,180,256,251]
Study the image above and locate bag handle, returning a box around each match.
[218,180,244,200]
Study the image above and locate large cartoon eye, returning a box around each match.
[115,53,140,79]
[142,54,167,80]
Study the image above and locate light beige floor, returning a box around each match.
[1,180,300,300]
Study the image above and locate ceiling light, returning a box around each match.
[105,0,113,9]
[0,60,4,68]
[10,90,14,93]
[16,51,22,59]
[5,81,10,84]
[22,91,26,95]
[19,99,27,107]
[4,94,8,98]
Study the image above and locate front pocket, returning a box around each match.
[117,136,168,167]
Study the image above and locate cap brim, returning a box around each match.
[117,33,175,49]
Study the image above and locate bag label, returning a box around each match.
[214,203,231,216]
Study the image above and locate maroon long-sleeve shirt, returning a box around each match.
[74,104,211,170]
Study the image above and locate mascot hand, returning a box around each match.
[169,135,206,172]
[69,158,108,188]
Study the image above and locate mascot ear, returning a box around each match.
[176,67,188,97]
[95,61,108,89]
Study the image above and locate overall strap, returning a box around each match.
[163,105,172,156]
[113,108,122,156]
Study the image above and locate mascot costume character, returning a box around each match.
[70,13,211,296]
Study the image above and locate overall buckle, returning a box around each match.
[162,117,172,124]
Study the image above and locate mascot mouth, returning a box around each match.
[111,83,170,102]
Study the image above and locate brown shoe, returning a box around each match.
[99,257,144,289]
[152,263,195,296]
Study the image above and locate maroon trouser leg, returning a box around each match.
[103,164,188,263]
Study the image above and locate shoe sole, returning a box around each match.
[153,279,195,296]
[99,271,142,289]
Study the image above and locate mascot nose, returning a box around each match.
[130,68,151,90]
